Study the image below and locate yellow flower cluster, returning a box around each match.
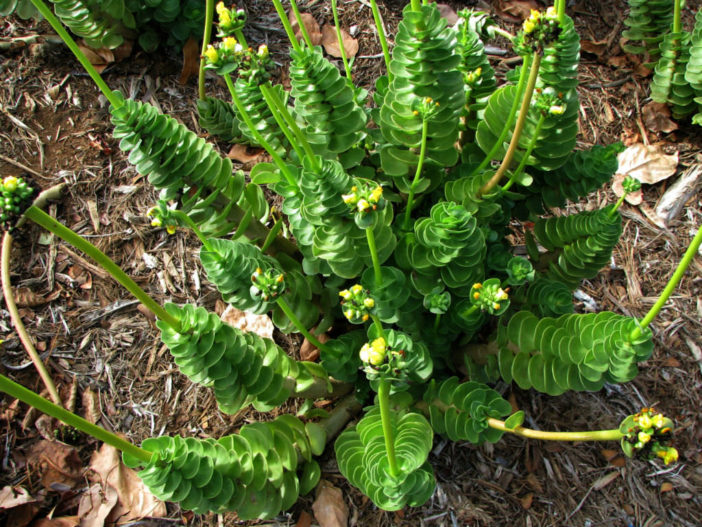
[359,337,387,366]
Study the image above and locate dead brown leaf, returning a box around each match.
[592,471,620,490]
[289,11,322,46]
[580,39,609,57]
[30,518,80,527]
[300,332,330,362]
[312,480,348,527]
[178,37,200,85]
[227,143,265,164]
[78,484,118,527]
[321,25,359,59]
[81,388,101,425]
[26,440,82,491]
[87,444,167,523]
[520,492,534,510]
[497,0,539,22]
[642,102,678,134]
[437,4,459,25]
[660,481,674,493]
[599,449,618,461]
[617,143,679,185]
[0,486,38,510]
[295,511,313,527]
[111,40,133,62]
[606,54,630,69]
[221,304,274,340]
[76,43,114,74]
[13,286,60,307]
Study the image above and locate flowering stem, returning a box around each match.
[289,0,313,49]
[0,373,152,463]
[377,379,399,478]
[331,0,353,80]
[609,194,628,218]
[225,74,297,187]
[370,314,386,341]
[272,0,302,53]
[479,53,542,197]
[630,226,702,340]
[369,0,392,83]
[556,0,566,23]
[501,113,545,193]
[403,118,429,231]
[673,0,682,34]
[365,227,383,287]
[487,418,623,441]
[24,206,181,331]
[275,296,330,353]
[198,0,215,101]
[29,0,122,109]
[469,54,532,180]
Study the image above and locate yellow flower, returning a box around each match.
[549,104,565,115]
[219,10,232,25]
[204,45,219,63]
[357,199,370,212]
[473,292,481,300]
[222,37,238,53]
[637,431,651,444]
[216,1,227,16]
[658,447,678,465]
[363,298,375,308]
[339,289,352,301]
[2,176,18,192]
[637,414,652,429]
[151,218,162,228]
[258,44,269,58]
[496,288,509,301]
[523,18,536,34]
[652,413,664,429]
[370,186,383,203]
[166,224,177,235]
[351,284,363,295]
[493,303,501,311]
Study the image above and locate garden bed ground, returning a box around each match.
[1,1,701,526]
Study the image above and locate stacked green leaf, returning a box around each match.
[651,30,697,120]
[320,330,366,383]
[0,0,38,19]
[233,79,289,156]
[396,201,485,295]
[197,96,243,144]
[289,46,367,158]
[335,405,435,510]
[124,0,205,51]
[158,303,325,414]
[423,377,511,443]
[123,415,322,519]
[684,9,702,124]
[622,0,674,61]
[525,277,574,317]
[533,207,622,290]
[456,10,498,136]
[378,2,464,190]
[496,310,654,395]
[49,0,136,49]
[361,266,411,324]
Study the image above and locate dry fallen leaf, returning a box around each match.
[660,481,674,493]
[312,480,348,527]
[592,471,620,490]
[179,37,200,85]
[26,440,83,491]
[227,143,265,164]
[321,25,359,59]
[221,304,275,340]
[300,332,330,361]
[580,39,609,57]
[13,286,60,307]
[520,492,534,510]
[81,388,101,425]
[78,484,119,527]
[30,518,80,527]
[77,42,114,74]
[0,486,38,510]
[290,11,322,46]
[497,0,539,21]
[612,173,643,205]
[617,143,679,185]
[655,163,702,226]
[642,101,678,134]
[87,444,167,523]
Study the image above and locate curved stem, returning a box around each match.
[289,0,313,48]
[630,226,702,340]
[501,113,545,193]
[469,54,532,179]
[377,379,399,477]
[224,74,297,187]
[488,418,623,441]
[29,0,122,108]
[272,0,302,53]
[24,206,181,331]
[275,296,329,353]
[403,119,429,231]
[479,53,542,197]
[0,374,152,463]
[331,0,352,80]
[369,0,392,82]
[2,233,62,406]
[609,193,628,218]
[198,0,215,100]
[365,227,383,287]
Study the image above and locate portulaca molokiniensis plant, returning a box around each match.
[2,0,701,519]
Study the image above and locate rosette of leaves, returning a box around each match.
[364,330,433,391]
[158,304,326,414]
[622,0,674,61]
[48,0,136,49]
[422,377,512,443]
[320,330,366,383]
[361,266,411,324]
[124,0,205,51]
[684,9,702,124]
[651,30,697,120]
[496,310,654,395]
[289,46,367,159]
[378,2,464,189]
[334,403,435,510]
[122,415,322,519]
[233,78,289,156]
[505,256,535,286]
[197,96,243,144]
[397,201,485,295]
[533,206,622,290]
[525,277,573,317]
[456,10,498,137]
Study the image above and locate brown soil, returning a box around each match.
[1,2,701,527]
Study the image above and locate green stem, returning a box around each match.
[171,210,213,252]
[556,0,566,23]
[275,296,329,352]
[369,0,392,82]
[259,83,306,163]
[234,29,248,49]
[433,314,441,332]
[609,194,628,218]
[469,54,532,179]
[410,0,422,11]
[479,53,542,197]
[272,0,302,53]
[331,0,353,80]
[289,0,313,48]
[29,0,122,108]
[488,418,623,441]
[370,313,386,341]
[630,226,702,339]
[259,82,319,170]
[377,379,399,477]
[501,113,545,193]
[198,0,215,101]
[365,227,383,287]
[403,118,429,231]
[673,0,682,34]
[24,206,181,331]
[0,374,152,463]
[224,74,296,187]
